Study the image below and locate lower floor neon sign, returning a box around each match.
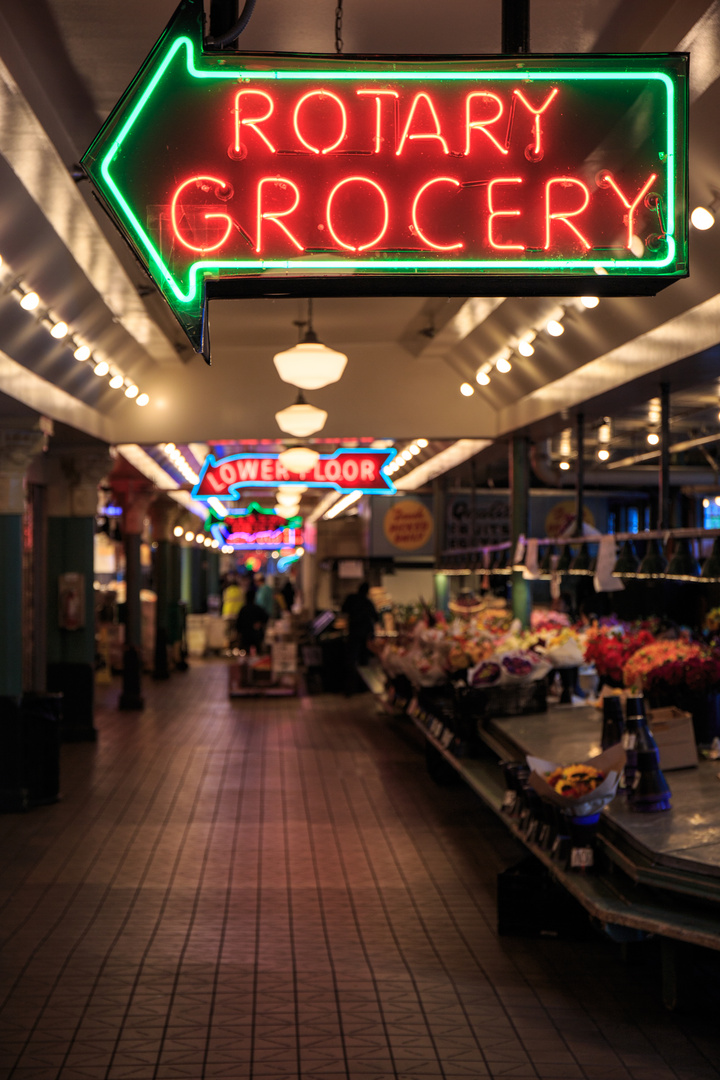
[81,0,688,355]
[193,448,396,500]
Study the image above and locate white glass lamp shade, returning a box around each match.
[275,400,327,438]
[278,445,320,474]
[273,340,347,390]
[274,503,300,519]
[276,490,302,507]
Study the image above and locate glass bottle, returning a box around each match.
[625,694,671,812]
[601,695,625,750]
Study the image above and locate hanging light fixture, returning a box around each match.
[612,540,639,577]
[569,544,593,575]
[636,538,667,579]
[274,503,300,519]
[275,391,327,438]
[273,299,347,390]
[665,537,700,581]
[278,445,320,474]
[701,537,720,582]
[276,490,302,507]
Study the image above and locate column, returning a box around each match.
[149,495,177,680]
[0,425,44,811]
[510,436,531,628]
[116,486,155,710]
[46,447,113,740]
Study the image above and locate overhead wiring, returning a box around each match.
[206,0,257,47]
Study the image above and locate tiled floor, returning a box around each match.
[1,661,718,1080]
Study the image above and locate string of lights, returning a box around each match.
[1,256,151,407]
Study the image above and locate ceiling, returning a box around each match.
[1,0,720,499]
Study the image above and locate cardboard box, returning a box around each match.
[649,707,698,770]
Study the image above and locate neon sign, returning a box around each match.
[81,0,688,355]
[208,502,302,550]
[193,448,396,500]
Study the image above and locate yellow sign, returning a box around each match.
[383,499,434,551]
[545,500,596,538]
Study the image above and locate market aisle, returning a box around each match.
[0,662,717,1080]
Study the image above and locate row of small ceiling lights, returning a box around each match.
[459,296,600,398]
[161,443,200,485]
[2,257,150,406]
[172,523,220,549]
[385,438,429,477]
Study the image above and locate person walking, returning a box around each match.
[341,582,379,694]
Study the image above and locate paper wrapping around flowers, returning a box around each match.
[527,744,626,818]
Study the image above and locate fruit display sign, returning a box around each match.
[81,0,688,354]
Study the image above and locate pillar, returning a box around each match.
[45,448,113,740]
[116,486,154,710]
[149,495,177,680]
[510,436,531,627]
[0,425,44,811]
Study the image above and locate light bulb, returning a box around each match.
[518,339,535,357]
[559,461,570,471]
[647,432,660,446]
[173,525,184,537]
[204,537,212,547]
[691,206,715,230]
[460,382,474,396]
[417,438,428,448]
[401,450,412,461]
[93,360,109,377]
[196,534,204,544]
[597,449,610,461]
[475,370,490,386]
[20,292,39,311]
[296,547,305,556]
[546,319,564,337]
[184,531,194,542]
[50,321,68,339]
[125,384,139,399]
[109,374,124,389]
[136,393,149,407]
[704,498,710,509]
[580,296,600,309]
[496,357,512,373]
[74,345,91,362]
[409,445,421,455]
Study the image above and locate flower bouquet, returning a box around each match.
[526,745,626,866]
[584,624,656,684]
[623,639,720,697]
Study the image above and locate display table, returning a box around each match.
[398,696,720,1006]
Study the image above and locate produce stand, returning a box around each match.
[388,689,720,1008]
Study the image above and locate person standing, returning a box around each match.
[341,582,379,694]
[255,574,275,618]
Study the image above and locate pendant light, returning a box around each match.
[665,537,700,581]
[278,444,320,474]
[274,503,300,520]
[569,544,593,575]
[701,537,720,582]
[611,540,639,577]
[273,299,347,390]
[636,538,667,579]
[275,391,328,438]
[276,490,302,507]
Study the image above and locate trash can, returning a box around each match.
[21,692,63,807]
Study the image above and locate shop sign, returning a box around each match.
[81,0,688,355]
[209,502,302,550]
[383,499,434,552]
[193,448,395,498]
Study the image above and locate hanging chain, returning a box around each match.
[335,0,344,54]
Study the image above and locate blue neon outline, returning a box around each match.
[191,448,397,500]
[277,554,301,573]
[93,33,682,311]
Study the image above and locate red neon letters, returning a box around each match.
[166,83,661,260]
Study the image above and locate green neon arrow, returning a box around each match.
[81,0,686,357]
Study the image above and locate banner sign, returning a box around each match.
[193,448,396,499]
[81,0,688,354]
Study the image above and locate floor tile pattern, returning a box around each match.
[0,662,718,1079]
